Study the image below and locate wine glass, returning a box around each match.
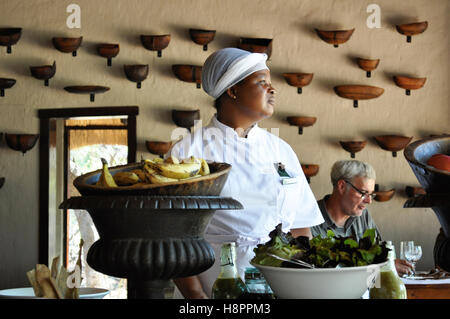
[405,242,422,278]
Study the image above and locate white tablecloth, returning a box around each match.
[402,277,450,285]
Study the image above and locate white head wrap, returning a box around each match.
[202,48,269,99]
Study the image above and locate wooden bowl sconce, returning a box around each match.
[393,76,426,95]
[286,116,316,135]
[0,78,16,97]
[124,64,149,89]
[373,184,395,202]
[374,135,413,157]
[301,164,319,184]
[334,85,384,108]
[172,65,202,89]
[339,140,367,158]
[405,186,426,198]
[0,177,4,190]
[97,43,120,66]
[0,27,22,54]
[238,38,272,58]
[141,34,171,57]
[30,61,56,86]
[172,110,200,133]
[64,85,110,102]
[189,29,216,51]
[52,37,83,56]
[315,28,355,47]
[396,21,428,43]
[5,133,39,155]
[282,73,313,94]
[146,141,173,159]
[356,58,380,78]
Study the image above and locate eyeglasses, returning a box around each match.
[344,180,376,200]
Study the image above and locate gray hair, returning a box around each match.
[330,160,376,187]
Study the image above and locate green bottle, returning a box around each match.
[211,242,247,299]
[369,241,407,299]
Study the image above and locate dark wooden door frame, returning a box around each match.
[38,106,138,264]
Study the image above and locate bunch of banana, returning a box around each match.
[145,158,201,179]
[181,156,210,176]
[113,171,141,186]
[96,158,118,188]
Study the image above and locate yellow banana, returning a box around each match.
[96,158,118,187]
[146,161,201,179]
[164,155,180,164]
[131,169,148,183]
[182,155,201,164]
[143,164,179,183]
[113,171,140,186]
[199,158,210,176]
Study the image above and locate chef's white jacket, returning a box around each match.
[169,115,323,298]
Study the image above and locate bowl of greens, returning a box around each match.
[251,224,388,299]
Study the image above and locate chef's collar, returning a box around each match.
[209,114,260,141]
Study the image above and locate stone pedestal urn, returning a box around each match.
[60,162,242,298]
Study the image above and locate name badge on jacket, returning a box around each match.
[274,162,298,185]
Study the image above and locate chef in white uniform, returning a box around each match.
[170,48,324,298]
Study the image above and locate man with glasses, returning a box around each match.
[311,160,413,276]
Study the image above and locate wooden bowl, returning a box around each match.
[189,29,216,51]
[30,61,56,86]
[396,21,428,42]
[172,110,200,132]
[405,186,426,198]
[282,73,314,94]
[301,164,319,183]
[0,78,16,97]
[145,141,173,158]
[339,140,367,158]
[286,116,316,135]
[238,38,272,58]
[356,58,380,78]
[5,133,39,155]
[64,85,110,102]
[374,135,413,157]
[73,161,232,196]
[334,85,384,108]
[374,187,395,202]
[0,27,22,53]
[393,76,426,95]
[172,65,202,89]
[140,34,171,57]
[97,43,120,66]
[0,177,4,189]
[52,37,83,56]
[124,64,149,89]
[314,28,355,47]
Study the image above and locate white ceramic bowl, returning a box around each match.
[252,262,387,299]
[0,287,110,299]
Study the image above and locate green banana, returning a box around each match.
[96,158,118,187]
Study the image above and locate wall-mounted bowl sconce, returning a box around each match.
[373,184,395,202]
[124,64,149,89]
[374,135,413,157]
[301,164,319,184]
[97,43,120,66]
[172,110,200,133]
[238,38,272,58]
[356,58,380,78]
[334,85,384,108]
[0,27,22,54]
[393,76,426,95]
[172,65,202,89]
[396,21,428,43]
[286,116,316,135]
[5,133,39,155]
[339,140,367,158]
[189,29,216,51]
[0,78,16,97]
[315,28,354,47]
[146,141,173,159]
[52,36,83,56]
[405,186,426,198]
[30,61,56,86]
[282,73,313,94]
[141,34,171,57]
[64,85,110,102]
